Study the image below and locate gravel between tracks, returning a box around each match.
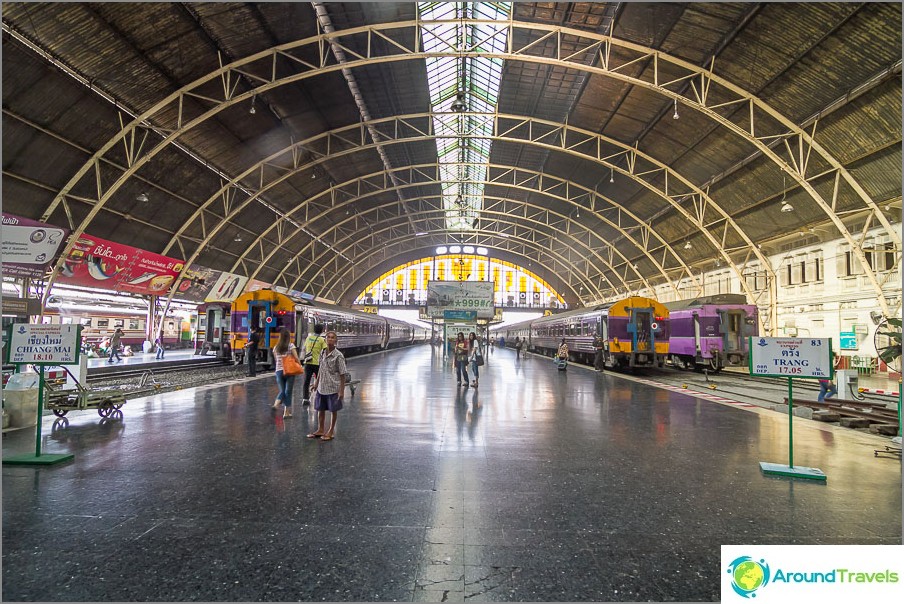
[89,363,252,397]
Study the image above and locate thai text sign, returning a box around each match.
[749,337,833,379]
[56,234,184,296]
[6,324,81,365]
[427,281,494,319]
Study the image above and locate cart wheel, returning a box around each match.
[350,385,356,396]
[114,402,124,410]
[98,400,114,417]
[52,408,67,418]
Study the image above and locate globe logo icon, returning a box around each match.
[727,556,770,598]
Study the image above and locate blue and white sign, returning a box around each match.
[839,331,858,350]
[749,337,833,379]
[6,324,81,365]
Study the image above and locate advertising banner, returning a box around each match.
[172,263,222,302]
[244,279,271,293]
[1,213,69,279]
[427,281,494,319]
[204,272,249,302]
[56,234,184,296]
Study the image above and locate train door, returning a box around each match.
[720,309,744,352]
[295,309,308,349]
[247,301,272,348]
[693,312,702,357]
[631,308,653,353]
[206,307,223,346]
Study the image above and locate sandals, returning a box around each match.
[320,434,334,441]
[307,432,323,439]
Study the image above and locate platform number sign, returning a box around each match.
[748,337,833,379]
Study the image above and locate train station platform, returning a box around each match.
[3,345,901,601]
[84,347,202,370]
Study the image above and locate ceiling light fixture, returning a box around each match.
[135,192,149,203]
[450,91,468,113]
[672,98,679,120]
[609,167,614,183]
[249,95,257,115]
[779,174,793,213]
[233,233,243,242]
[683,241,692,250]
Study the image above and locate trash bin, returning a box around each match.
[3,372,40,429]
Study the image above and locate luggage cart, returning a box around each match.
[44,366,127,418]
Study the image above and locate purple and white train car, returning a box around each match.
[664,294,758,372]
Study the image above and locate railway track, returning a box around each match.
[86,357,232,385]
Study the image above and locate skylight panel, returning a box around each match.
[419,2,511,232]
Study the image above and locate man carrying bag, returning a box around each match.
[301,323,327,406]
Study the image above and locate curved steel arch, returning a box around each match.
[233,164,702,296]
[283,212,607,304]
[287,216,603,305]
[258,197,641,301]
[151,112,764,311]
[38,19,893,314]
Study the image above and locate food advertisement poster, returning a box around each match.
[56,234,184,296]
[1,213,69,278]
[174,263,222,302]
[204,272,249,302]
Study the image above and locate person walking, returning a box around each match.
[453,332,470,387]
[247,326,261,377]
[307,331,347,441]
[271,327,300,418]
[301,324,327,406]
[593,332,605,371]
[514,336,523,359]
[108,328,124,363]
[155,334,165,360]
[468,331,483,388]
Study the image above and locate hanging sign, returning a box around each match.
[1,213,69,278]
[427,281,494,319]
[56,234,184,295]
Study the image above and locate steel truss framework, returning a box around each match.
[35,19,898,318]
[231,163,699,293]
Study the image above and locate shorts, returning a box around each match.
[314,392,343,412]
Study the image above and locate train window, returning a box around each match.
[114,319,125,328]
[61,316,73,324]
[97,319,109,329]
[129,319,139,329]
[168,321,175,331]
[81,317,92,327]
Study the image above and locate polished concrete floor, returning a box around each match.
[3,345,901,601]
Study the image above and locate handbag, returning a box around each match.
[282,353,304,376]
[475,353,484,367]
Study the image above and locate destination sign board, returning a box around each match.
[427,281,494,319]
[5,324,82,365]
[748,337,833,379]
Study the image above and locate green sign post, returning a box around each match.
[3,324,82,466]
[749,336,833,482]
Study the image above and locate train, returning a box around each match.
[230,289,430,368]
[493,295,671,370]
[41,294,187,352]
[663,293,758,372]
[193,301,232,357]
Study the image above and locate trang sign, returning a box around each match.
[749,337,833,379]
[6,324,81,365]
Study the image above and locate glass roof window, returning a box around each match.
[419,2,511,232]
